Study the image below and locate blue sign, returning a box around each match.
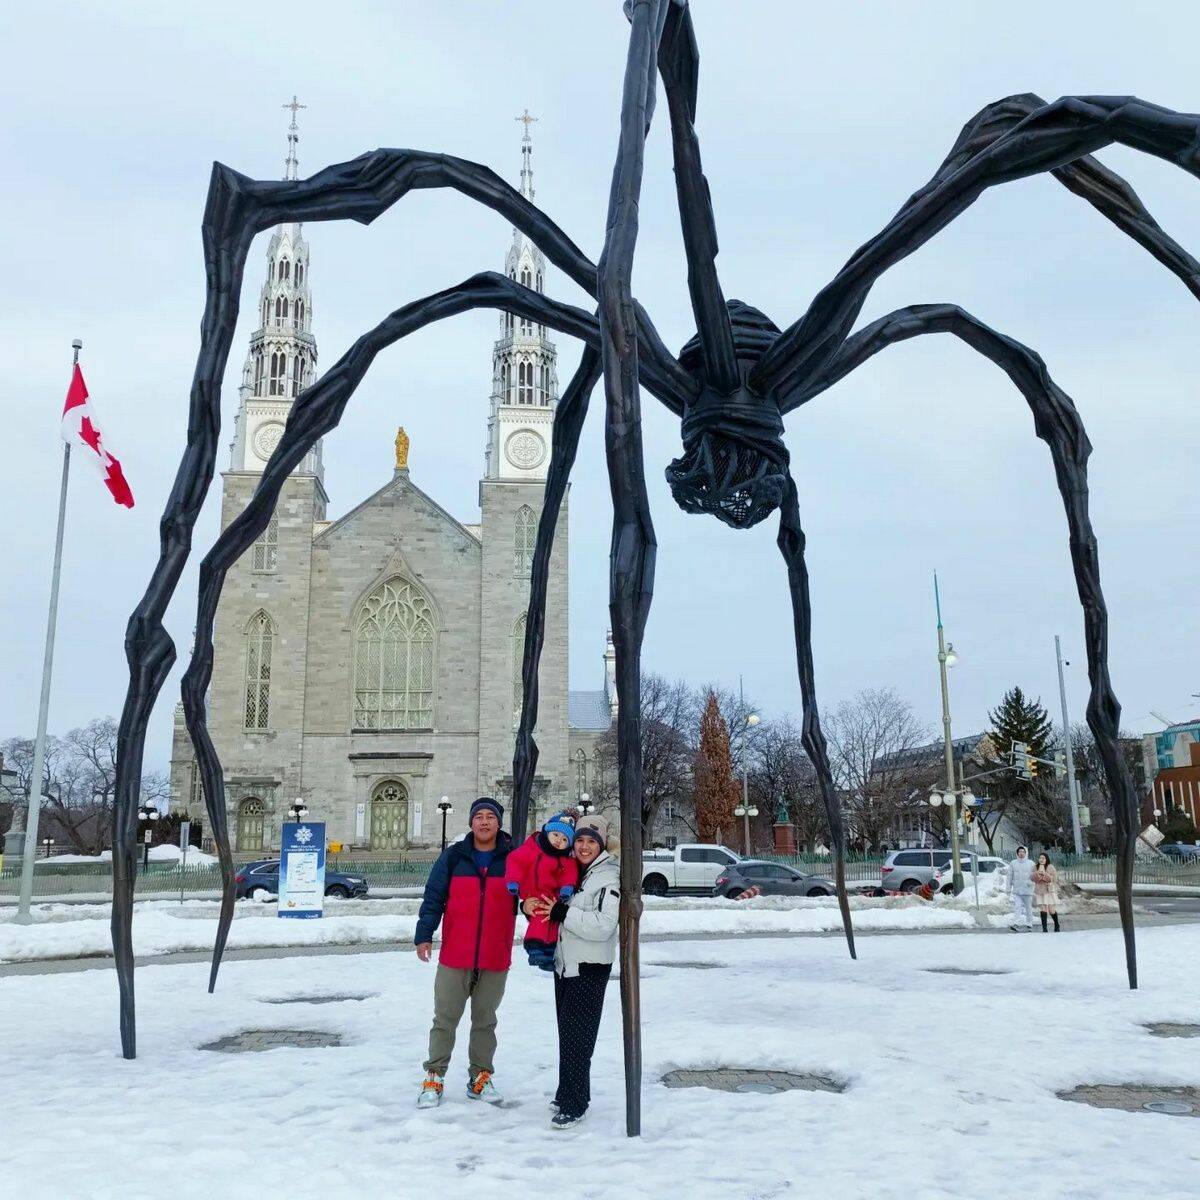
[279,822,326,919]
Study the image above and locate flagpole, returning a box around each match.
[14,339,80,923]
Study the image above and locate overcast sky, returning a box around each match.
[2,0,1198,775]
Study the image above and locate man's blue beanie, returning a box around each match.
[470,796,504,823]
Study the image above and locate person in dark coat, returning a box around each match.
[414,797,516,1108]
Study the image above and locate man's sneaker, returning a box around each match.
[417,1072,444,1109]
[550,1109,586,1130]
[549,1098,561,1112]
[467,1071,503,1104]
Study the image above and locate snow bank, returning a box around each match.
[0,894,972,963]
[40,844,217,865]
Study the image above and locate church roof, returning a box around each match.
[569,690,612,732]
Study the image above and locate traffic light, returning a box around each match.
[1026,753,1038,780]
[1011,741,1030,780]
[1054,751,1066,779]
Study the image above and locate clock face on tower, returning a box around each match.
[504,429,547,471]
[253,421,285,461]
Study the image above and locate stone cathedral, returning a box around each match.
[169,112,614,855]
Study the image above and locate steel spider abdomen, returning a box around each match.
[109,0,1198,1139]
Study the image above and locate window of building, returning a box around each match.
[291,355,301,396]
[575,748,588,798]
[353,579,436,729]
[280,258,290,282]
[253,352,264,394]
[370,780,409,850]
[269,352,283,395]
[296,262,303,286]
[243,612,273,731]
[512,613,527,726]
[251,511,278,572]
[518,360,532,404]
[514,505,536,575]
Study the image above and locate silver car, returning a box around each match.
[882,849,1004,893]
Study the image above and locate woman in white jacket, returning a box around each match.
[530,813,620,1130]
[1006,845,1036,931]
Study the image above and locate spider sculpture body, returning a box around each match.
[111,0,1198,1137]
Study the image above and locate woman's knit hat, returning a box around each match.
[542,812,576,846]
[574,813,608,848]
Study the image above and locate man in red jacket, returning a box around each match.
[415,796,517,1108]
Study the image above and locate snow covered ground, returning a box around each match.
[0,893,988,963]
[4,924,1199,1199]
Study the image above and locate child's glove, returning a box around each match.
[506,881,520,896]
[558,885,575,900]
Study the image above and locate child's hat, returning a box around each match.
[542,812,576,845]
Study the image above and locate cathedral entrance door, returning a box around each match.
[370,782,409,851]
[237,797,265,852]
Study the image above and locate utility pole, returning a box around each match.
[1055,635,1084,855]
[934,573,964,894]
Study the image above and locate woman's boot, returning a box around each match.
[1052,912,1060,932]
[1040,912,1048,932]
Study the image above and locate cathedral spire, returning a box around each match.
[485,115,559,481]
[230,100,322,484]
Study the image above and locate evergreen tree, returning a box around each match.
[694,691,739,844]
[988,686,1054,763]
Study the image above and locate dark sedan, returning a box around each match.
[713,860,835,899]
[235,859,369,900]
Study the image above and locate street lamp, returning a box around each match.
[137,802,159,868]
[734,799,759,855]
[933,573,964,895]
[40,837,55,858]
[437,796,453,851]
[287,800,308,823]
[578,792,595,817]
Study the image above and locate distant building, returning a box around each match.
[169,111,610,854]
[1143,720,1200,831]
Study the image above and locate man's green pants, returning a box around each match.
[423,964,509,1077]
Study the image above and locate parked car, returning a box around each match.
[234,859,369,900]
[932,855,1008,893]
[713,860,836,899]
[642,844,741,896]
[1159,842,1200,862]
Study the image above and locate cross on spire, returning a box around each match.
[515,108,538,141]
[283,95,306,180]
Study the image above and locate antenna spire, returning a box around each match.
[283,95,306,180]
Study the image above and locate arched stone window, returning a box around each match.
[514,505,536,575]
[370,780,409,850]
[353,578,436,729]
[296,262,303,286]
[280,258,290,282]
[244,611,273,731]
[512,612,527,726]
[575,747,588,798]
[236,797,265,851]
[519,268,533,334]
[251,511,278,572]
[291,355,301,396]
[253,351,265,394]
[518,360,533,404]
[501,360,511,402]
[269,352,283,395]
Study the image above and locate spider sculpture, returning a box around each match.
[111,0,1198,1137]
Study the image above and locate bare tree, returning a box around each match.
[824,688,930,850]
[748,717,824,851]
[592,672,697,838]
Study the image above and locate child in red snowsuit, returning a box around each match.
[505,812,579,970]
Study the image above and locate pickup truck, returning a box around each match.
[642,844,742,896]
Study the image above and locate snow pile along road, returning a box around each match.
[0,893,975,963]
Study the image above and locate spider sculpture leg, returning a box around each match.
[597,0,671,1138]
[111,142,689,1059]
[776,480,857,958]
[797,302,1137,986]
[115,276,603,1053]
[755,95,1200,401]
[510,348,603,840]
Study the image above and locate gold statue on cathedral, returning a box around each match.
[394,426,410,470]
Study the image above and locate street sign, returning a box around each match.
[1077,805,1090,828]
[279,821,326,919]
[179,821,191,851]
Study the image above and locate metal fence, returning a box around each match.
[3,850,1198,901]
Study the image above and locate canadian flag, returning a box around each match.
[60,364,134,508]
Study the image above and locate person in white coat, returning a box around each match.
[1006,845,1035,931]
[527,813,619,1130]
